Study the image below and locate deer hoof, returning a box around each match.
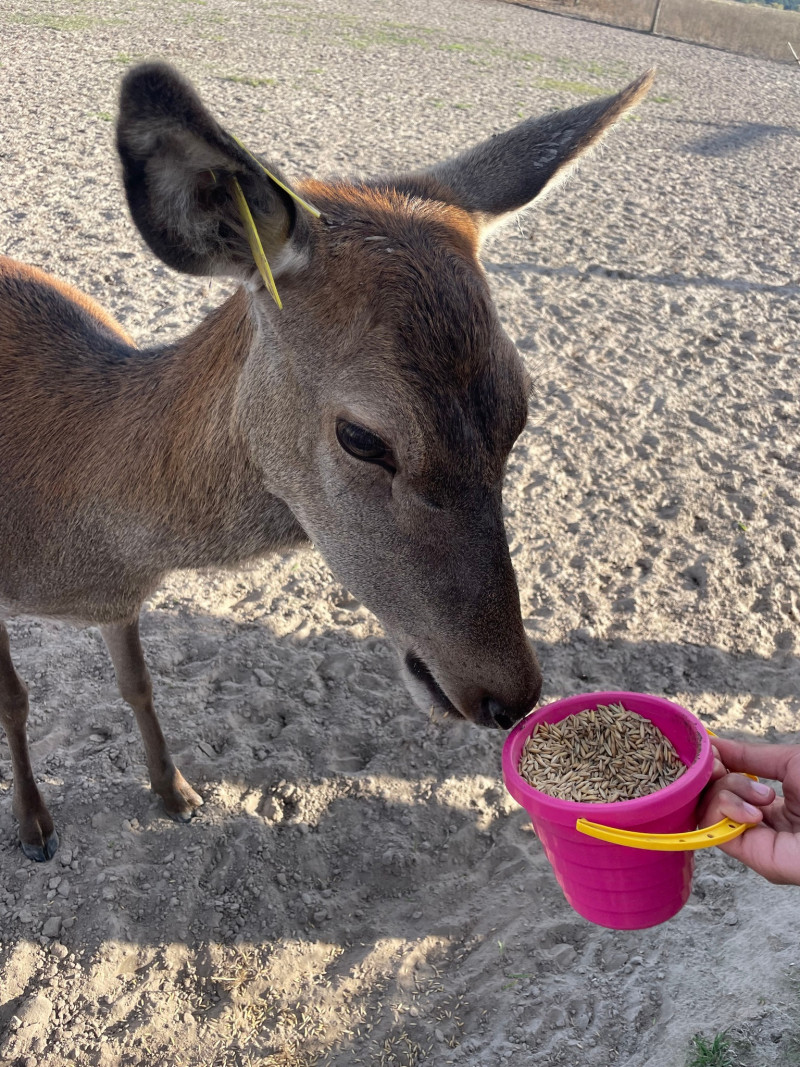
[154,768,201,823]
[21,829,59,863]
[167,805,200,825]
[161,775,204,823]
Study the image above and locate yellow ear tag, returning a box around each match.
[229,177,282,310]
[216,137,318,310]
[232,135,321,219]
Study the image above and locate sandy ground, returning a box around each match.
[1,1,799,1065]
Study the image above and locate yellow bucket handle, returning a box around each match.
[575,815,752,851]
[575,729,758,852]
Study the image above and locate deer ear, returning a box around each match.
[395,71,654,235]
[116,62,310,280]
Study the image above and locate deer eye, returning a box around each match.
[336,420,391,465]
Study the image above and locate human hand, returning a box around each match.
[697,735,800,886]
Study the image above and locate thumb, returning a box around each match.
[711,737,795,783]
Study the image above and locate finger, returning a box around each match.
[711,757,727,781]
[710,746,727,781]
[711,737,796,782]
[720,774,775,807]
[718,824,800,886]
[701,771,774,807]
[716,788,765,825]
[710,787,764,827]
[698,778,764,828]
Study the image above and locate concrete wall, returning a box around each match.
[511,0,800,65]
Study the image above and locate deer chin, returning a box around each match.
[399,651,500,729]
[401,652,466,721]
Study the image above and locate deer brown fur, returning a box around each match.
[0,64,652,860]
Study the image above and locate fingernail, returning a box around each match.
[742,803,760,819]
[751,782,771,799]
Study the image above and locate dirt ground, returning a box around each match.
[1,1,799,1065]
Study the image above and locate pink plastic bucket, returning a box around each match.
[502,691,714,930]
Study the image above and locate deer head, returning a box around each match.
[117,64,652,730]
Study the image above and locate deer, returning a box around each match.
[0,63,653,861]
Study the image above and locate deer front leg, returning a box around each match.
[102,618,203,821]
[0,622,59,861]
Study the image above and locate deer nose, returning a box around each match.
[482,697,516,730]
[480,674,542,731]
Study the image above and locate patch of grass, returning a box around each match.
[687,1033,739,1067]
[93,111,114,122]
[584,59,631,77]
[556,55,632,78]
[451,40,543,63]
[221,74,277,87]
[651,94,675,104]
[326,11,361,25]
[325,16,547,60]
[501,970,536,990]
[183,10,227,23]
[784,1032,800,1062]
[349,27,431,47]
[779,967,800,1062]
[8,13,122,30]
[112,52,139,64]
[534,76,609,96]
[381,19,435,32]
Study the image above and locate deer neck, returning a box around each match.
[85,287,305,566]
